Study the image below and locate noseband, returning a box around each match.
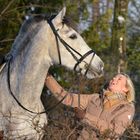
[47,16,96,75]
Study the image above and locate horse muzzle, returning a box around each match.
[74,51,104,79]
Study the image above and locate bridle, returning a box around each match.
[6,15,96,114]
[46,15,96,76]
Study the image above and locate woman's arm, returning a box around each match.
[45,75,91,109]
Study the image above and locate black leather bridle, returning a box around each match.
[6,15,96,114]
[47,16,96,76]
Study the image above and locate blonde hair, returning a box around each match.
[121,73,135,103]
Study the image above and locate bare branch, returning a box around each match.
[0,0,15,16]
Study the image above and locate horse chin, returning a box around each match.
[86,73,102,79]
[84,71,103,79]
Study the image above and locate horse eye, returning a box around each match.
[69,34,77,39]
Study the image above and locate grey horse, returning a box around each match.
[0,7,104,139]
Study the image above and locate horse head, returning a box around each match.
[48,7,104,79]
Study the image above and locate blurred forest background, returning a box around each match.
[0,0,140,139]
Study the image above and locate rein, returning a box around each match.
[7,56,68,114]
[6,15,96,114]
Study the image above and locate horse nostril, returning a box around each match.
[79,68,82,72]
[84,64,88,69]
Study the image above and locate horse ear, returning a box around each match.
[53,7,66,25]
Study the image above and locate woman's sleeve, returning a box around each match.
[45,75,91,109]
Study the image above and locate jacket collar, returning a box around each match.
[103,91,127,109]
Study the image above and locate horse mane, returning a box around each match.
[8,14,77,58]
[62,16,77,31]
[8,15,45,58]
[16,13,77,41]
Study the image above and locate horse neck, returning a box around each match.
[8,24,52,98]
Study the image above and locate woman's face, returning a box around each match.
[108,74,128,93]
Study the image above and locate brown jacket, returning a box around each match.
[81,94,135,139]
[45,75,135,139]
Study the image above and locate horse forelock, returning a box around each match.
[62,16,77,31]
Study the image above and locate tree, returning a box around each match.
[111,0,129,73]
[82,0,112,53]
[127,0,140,99]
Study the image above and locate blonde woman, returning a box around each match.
[45,73,135,140]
